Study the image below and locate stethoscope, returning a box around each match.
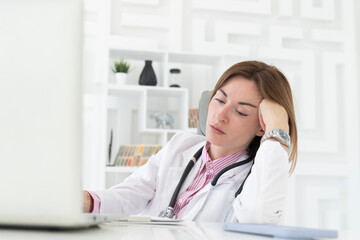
[159,146,254,219]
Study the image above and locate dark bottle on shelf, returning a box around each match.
[139,60,157,86]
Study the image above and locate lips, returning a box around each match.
[210,124,225,134]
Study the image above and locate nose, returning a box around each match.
[215,105,229,123]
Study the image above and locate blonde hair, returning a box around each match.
[210,61,298,174]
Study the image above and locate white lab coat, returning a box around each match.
[95,131,289,223]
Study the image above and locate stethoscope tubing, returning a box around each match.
[211,157,253,187]
[168,146,204,208]
[193,157,254,221]
[161,145,254,219]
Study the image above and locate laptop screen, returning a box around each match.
[0,0,84,226]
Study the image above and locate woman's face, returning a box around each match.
[206,76,264,156]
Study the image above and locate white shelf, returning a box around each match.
[105,166,138,173]
[146,87,187,97]
[107,84,186,93]
[141,128,181,134]
[107,84,145,96]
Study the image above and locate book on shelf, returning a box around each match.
[112,144,162,167]
[188,108,199,128]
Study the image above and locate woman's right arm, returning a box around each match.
[82,147,164,215]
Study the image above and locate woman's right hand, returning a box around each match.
[82,190,93,213]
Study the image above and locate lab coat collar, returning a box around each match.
[180,142,253,196]
[194,153,253,197]
[219,153,253,180]
[183,153,254,220]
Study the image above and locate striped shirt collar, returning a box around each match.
[201,141,247,177]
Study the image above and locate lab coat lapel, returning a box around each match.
[189,169,238,204]
[220,155,253,180]
[183,155,253,220]
[179,141,206,195]
[189,166,236,201]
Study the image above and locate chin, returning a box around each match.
[206,133,225,146]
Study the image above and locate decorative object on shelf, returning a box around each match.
[113,144,162,167]
[139,60,157,86]
[112,59,130,84]
[150,112,174,129]
[188,108,199,128]
[169,68,181,87]
[108,129,113,166]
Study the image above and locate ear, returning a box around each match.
[256,127,265,137]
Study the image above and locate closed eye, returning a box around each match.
[237,111,248,117]
[215,98,248,116]
[215,98,225,104]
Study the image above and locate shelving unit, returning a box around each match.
[106,85,188,146]
[103,50,226,187]
[100,39,227,187]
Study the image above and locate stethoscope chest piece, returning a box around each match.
[159,206,175,219]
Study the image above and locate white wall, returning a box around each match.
[353,0,360,230]
[83,0,360,230]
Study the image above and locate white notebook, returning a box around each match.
[223,223,338,239]
[103,215,184,225]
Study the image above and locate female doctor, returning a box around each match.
[83,60,298,223]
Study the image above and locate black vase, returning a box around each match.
[139,60,157,86]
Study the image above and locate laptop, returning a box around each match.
[0,0,115,229]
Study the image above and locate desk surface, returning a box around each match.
[0,222,356,240]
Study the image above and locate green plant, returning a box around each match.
[112,59,130,73]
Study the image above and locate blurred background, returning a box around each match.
[81,0,360,231]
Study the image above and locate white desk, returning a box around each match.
[0,222,356,240]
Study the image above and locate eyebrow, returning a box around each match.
[218,89,257,108]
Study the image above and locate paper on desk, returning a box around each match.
[104,215,184,225]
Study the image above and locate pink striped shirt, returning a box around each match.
[173,141,247,219]
[87,190,101,213]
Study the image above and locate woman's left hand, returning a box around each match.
[258,99,289,134]
[82,190,93,213]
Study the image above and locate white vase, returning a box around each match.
[115,72,128,85]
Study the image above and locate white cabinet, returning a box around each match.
[100,39,225,188]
